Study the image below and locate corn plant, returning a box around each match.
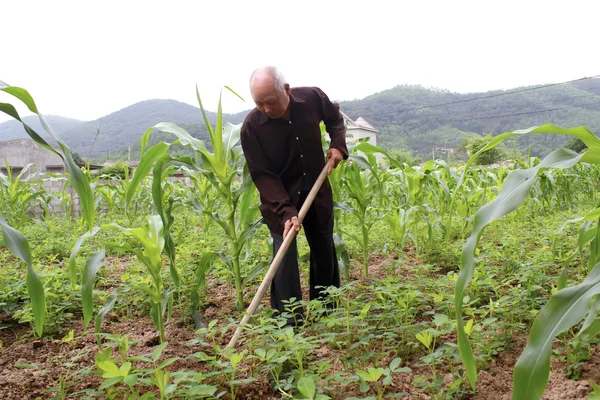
[178,165,220,229]
[0,162,48,228]
[108,215,171,343]
[0,81,95,232]
[0,83,108,338]
[387,160,457,246]
[338,156,383,278]
[127,87,261,313]
[449,124,600,400]
[385,205,418,251]
[324,133,352,281]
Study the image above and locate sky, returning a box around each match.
[1,0,599,124]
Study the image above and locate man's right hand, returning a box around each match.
[283,216,301,238]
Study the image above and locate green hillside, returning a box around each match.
[339,77,600,158]
[58,99,247,158]
[3,78,599,162]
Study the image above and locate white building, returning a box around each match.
[340,111,378,145]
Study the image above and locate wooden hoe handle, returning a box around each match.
[226,159,332,348]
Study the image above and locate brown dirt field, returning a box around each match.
[0,251,597,399]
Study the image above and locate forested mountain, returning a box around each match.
[339,77,600,158]
[57,99,247,158]
[2,78,599,162]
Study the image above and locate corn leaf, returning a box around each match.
[151,155,191,288]
[0,212,45,336]
[513,261,600,399]
[191,252,217,329]
[457,148,583,389]
[68,227,100,287]
[140,127,154,157]
[95,289,119,345]
[0,82,95,232]
[447,124,600,242]
[82,250,105,329]
[153,122,208,153]
[126,142,169,207]
[223,122,241,164]
[213,89,224,172]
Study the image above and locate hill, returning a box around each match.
[339,77,600,158]
[57,99,248,158]
[0,115,86,141]
[3,78,600,161]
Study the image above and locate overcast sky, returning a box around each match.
[1,0,598,124]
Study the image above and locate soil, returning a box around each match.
[0,251,597,399]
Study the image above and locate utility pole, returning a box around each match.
[128,146,131,162]
[88,128,101,166]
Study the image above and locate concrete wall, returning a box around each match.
[29,177,80,218]
[0,139,64,173]
[28,175,190,218]
[346,128,380,162]
[347,128,377,146]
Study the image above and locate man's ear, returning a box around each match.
[284,83,291,95]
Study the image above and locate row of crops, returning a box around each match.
[2,83,600,399]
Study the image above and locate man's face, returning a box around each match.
[251,80,290,119]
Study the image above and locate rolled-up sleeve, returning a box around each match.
[241,121,297,234]
[315,87,349,159]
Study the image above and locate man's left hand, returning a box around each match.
[326,148,344,175]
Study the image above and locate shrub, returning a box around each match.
[100,161,132,179]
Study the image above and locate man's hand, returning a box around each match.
[283,216,301,238]
[326,148,344,175]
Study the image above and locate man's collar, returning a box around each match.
[258,112,269,125]
[289,88,306,104]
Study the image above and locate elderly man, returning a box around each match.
[240,66,348,326]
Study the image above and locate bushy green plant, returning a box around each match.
[100,161,132,180]
[464,134,505,165]
[387,148,422,167]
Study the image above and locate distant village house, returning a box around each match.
[340,111,378,145]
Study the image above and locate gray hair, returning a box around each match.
[250,66,287,93]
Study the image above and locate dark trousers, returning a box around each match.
[270,208,340,321]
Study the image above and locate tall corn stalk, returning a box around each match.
[0,82,100,336]
[449,124,600,400]
[127,87,260,313]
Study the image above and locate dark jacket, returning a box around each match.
[241,86,348,234]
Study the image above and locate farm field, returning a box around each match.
[2,85,600,399]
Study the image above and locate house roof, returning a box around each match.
[355,117,377,132]
[340,111,378,133]
[339,111,357,128]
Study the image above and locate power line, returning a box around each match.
[351,74,600,119]
[409,98,600,128]
[456,99,600,123]
[398,93,600,123]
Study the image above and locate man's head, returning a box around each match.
[249,66,291,119]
